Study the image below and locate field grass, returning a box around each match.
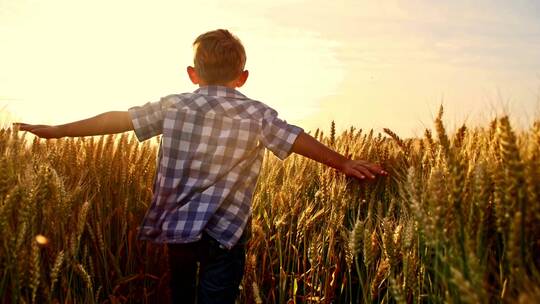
[1,106,539,303]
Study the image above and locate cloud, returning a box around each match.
[258,0,540,72]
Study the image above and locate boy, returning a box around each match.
[16,29,387,304]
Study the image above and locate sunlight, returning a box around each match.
[1,0,539,136]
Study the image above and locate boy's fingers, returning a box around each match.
[13,123,40,130]
[369,164,386,174]
[357,160,388,175]
[17,125,31,131]
[344,165,365,180]
[350,168,365,180]
[21,124,50,132]
[354,165,376,179]
[368,165,388,175]
[13,122,28,129]
[12,123,59,138]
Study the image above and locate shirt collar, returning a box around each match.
[194,85,248,99]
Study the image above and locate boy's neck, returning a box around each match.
[199,84,237,89]
[198,79,238,89]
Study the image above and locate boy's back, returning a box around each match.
[129,85,302,249]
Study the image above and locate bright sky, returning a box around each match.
[1,0,539,136]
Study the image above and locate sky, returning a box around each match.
[1,0,539,136]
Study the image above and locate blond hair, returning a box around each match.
[193,29,246,85]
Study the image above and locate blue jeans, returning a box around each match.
[167,230,248,304]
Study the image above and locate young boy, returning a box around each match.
[16,29,387,304]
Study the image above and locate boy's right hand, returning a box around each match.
[13,123,63,138]
[341,159,387,180]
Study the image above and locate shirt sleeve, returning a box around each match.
[260,108,304,160]
[128,96,171,141]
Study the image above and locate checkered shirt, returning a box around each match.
[128,86,303,249]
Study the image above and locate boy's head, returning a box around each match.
[188,29,248,88]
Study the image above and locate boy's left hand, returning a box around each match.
[341,159,388,180]
[13,123,63,139]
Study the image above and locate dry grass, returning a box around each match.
[1,106,539,303]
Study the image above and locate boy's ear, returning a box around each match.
[187,66,200,85]
[235,70,249,88]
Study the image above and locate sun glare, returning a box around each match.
[1,0,539,136]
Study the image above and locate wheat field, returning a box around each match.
[1,107,539,303]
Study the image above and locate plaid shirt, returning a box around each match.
[128,86,303,249]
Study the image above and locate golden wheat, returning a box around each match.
[1,109,539,303]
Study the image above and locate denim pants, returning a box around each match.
[167,229,249,304]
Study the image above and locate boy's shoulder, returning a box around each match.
[160,90,276,119]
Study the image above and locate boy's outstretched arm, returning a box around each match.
[290,131,387,180]
[14,111,133,139]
